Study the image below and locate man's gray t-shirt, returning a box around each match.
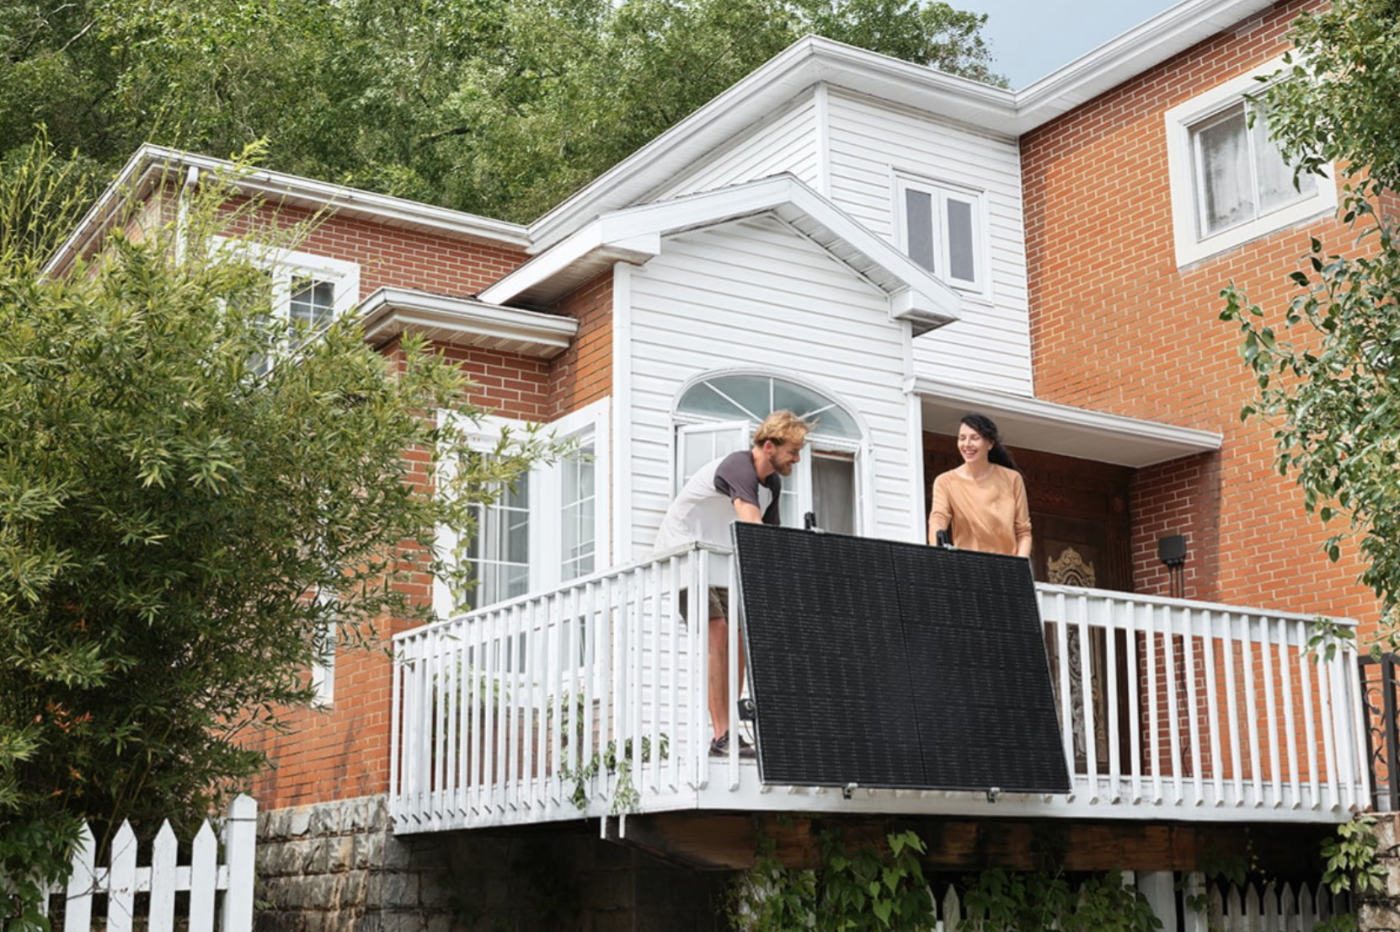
[652,450,782,553]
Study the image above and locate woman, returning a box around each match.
[928,413,1032,557]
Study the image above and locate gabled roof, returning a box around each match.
[481,173,962,336]
[527,0,1275,251]
[44,145,530,277]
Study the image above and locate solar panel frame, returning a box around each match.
[733,523,1071,794]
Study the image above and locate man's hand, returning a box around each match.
[733,500,763,523]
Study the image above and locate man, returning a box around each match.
[652,410,811,756]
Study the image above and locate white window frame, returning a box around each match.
[211,237,360,325]
[309,589,337,709]
[671,369,869,537]
[433,399,611,618]
[1165,56,1337,267]
[893,172,991,298]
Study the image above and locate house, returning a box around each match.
[48,0,1383,927]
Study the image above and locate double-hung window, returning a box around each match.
[895,175,987,295]
[213,238,360,330]
[434,400,610,618]
[1165,59,1336,265]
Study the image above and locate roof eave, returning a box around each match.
[44,144,532,277]
[358,287,577,358]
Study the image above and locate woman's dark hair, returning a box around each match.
[960,413,1019,471]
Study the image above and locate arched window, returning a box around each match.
[674,373,864,535]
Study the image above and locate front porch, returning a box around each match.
[389,544,1369,835]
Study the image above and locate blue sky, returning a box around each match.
[955,0,1183,88]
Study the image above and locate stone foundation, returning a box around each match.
[256,795,727,931]
[1360,814,1400,932]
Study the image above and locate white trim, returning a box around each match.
[906,391,926,543]
[892,171,992,298]
[46,144,529,278]
[1017,0,1274,116]
[916,377,1222,468]
[486,174,960,331]
[358,287,577,356]
[670,366,873,445]
[1164,57,1338,267]
[814,83,833,199]
[612,263,634,562]
[212,236,360,320]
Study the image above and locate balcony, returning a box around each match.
[389,544,1369,834]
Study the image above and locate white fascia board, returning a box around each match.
[1017,0,1275,127]
[477,220,662,306]
[917,377,1222,467]
[45,144,530,277]
[358,287,577,354]
[526,37,1018,252]
[489,174,962,324]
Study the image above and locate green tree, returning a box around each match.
[0,141,544,926]
[1220,0,1400,635]
[0,0,1001,223]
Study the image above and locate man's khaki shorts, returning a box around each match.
[678,586,730,622]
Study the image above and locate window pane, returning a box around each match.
[701,375,772,421]
[812,454,856,535]
[290,278,336,328]
[1196,107,1253,235]
[1251,105,1315,213]
[562,447,595,581]
[461,474,530,610]
[945,198,976,283]
[905,189,936,272]
[779,485,799,529]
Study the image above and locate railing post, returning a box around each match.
[694,547,709,790]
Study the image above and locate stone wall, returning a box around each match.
[1360,814,1400,932]
[256,794,727,931]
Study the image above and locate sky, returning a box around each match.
[955,0,1185,88]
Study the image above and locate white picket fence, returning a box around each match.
[39,794,256,932]
[924,875,1348,930]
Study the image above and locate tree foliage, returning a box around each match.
[0,0,1002,224]
[1220,0,1400,635]
[0,141,543,925]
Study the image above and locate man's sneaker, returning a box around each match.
[709,731,756,758]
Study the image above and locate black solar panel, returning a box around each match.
[732,523,1070,794]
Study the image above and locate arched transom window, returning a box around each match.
[674,373,864,535]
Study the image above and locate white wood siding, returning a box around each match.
[825,89,1033,395]
[650,97,820,201]
[625,215,915,557]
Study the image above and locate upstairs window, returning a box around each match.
[895,175,987,294]
[1191,101,1315,238]
[214,238,360,331]
[1165,59,1336,266]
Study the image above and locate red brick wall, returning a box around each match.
[1021,0,1378,631]
[219,198,527,298]
[546,271,613,419]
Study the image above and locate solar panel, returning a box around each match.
[732,523,1070,794]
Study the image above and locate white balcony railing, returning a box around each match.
[389,545,1369,833]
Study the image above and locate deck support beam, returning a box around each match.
[611,812,1333,874]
